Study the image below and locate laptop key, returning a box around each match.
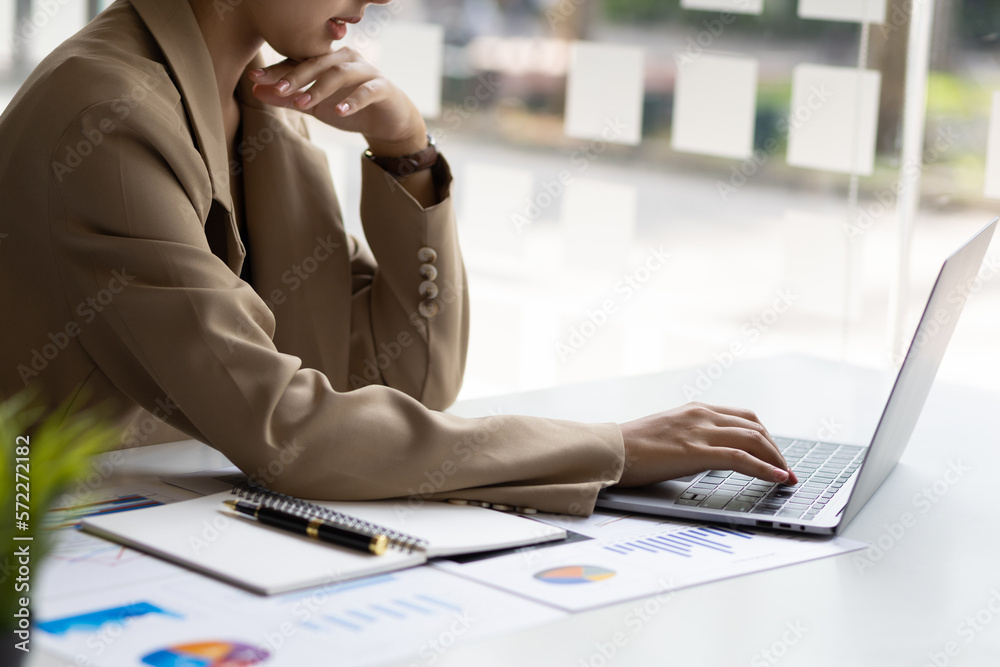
[725,501,755,513]
[757,502,785,511]
[679,493,707,501]
[777,509,804,519]
[675,498,702,506]
[702,495,734,509]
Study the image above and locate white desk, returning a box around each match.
[27,356,1000,666]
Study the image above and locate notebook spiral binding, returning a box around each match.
[231,483,427,553]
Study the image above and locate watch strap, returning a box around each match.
[365,134,438,177]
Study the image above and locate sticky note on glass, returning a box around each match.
[984,92,1000,199]
[565,42,644,146]
[798,0,887,24]
[786,64,881,175]
[672,54,758,160]
[376,22,443,119]
[681,0,764,14]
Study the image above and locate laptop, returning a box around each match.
[597,218,997,536]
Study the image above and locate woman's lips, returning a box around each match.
[327,16,360,40]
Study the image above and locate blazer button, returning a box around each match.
[419,281,439,299]
[419,263,438,281]
[418,299,440,319]
[417,247,437,264]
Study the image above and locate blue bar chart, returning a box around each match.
[603,526,755,558]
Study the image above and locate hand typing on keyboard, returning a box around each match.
[616,402,799,488]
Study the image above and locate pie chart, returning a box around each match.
[534,565,616,585]
[141,641,270,667]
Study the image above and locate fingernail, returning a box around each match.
[250,69,265,78]
[275,80,290,94]
[772,467,790,483]
[337,102,350,114]
[295,93,312,108]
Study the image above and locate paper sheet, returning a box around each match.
[436,511,865,611]
[36,485,194,600]
[36,565,565,667]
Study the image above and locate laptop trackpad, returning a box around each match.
[602,476,695,502]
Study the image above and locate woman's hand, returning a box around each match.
[249,47,428,156]
[617,402,799,488]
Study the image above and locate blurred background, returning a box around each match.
[2,0,999,402]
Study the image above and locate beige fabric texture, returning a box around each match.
[0,0,625,515]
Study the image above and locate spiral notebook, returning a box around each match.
[81,486,566,595]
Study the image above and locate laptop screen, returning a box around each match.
[837,218,997,533]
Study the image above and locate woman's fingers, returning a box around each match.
[689,403,796,483]
[249,51,382,113]
[617,402,799,488]
[710,428,797,484]
[334,79,389,116]
[249,61,296,87]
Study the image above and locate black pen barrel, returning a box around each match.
[253,505,382,554]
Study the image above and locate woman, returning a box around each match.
[0,0,795,515]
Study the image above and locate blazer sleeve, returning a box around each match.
[346,156,469,411]
[50,102,625,516]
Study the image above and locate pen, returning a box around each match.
[224,499,388,556]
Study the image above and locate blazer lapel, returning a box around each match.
[130,0,245,275]
[129,0,232,209]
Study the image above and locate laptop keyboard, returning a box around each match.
[676,438,865,521]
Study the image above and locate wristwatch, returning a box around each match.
[364,133,438,177]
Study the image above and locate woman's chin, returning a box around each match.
[268,38,335,63]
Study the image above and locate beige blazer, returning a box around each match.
[0,0,624,515]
